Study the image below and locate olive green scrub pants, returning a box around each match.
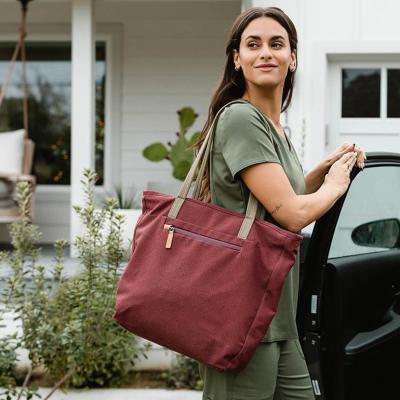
[198,339,315,400]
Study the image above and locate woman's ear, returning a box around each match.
[233,49,239,66]
[291,49,297,65]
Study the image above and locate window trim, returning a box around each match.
[305,41,400,169]
[329,61,400,139]
[339,61,400,120]
[0,24,122,195]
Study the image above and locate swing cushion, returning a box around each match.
[0,129,25,175]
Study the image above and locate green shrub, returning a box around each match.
[0,332,40,399]
[0,183,42,399]
[1,169,150,394]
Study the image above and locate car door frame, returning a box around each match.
[297,151,400,400]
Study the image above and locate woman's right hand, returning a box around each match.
[324,151,358,196]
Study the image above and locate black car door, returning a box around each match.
[297,152,400,400]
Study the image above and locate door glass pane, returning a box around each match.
[387,68,400,118]
[0,41,106,185]
[342,68,380,118]
[329,166,400,258]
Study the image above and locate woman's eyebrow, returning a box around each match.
[245,34,285,41]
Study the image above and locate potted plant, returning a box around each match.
[142,106,201,194]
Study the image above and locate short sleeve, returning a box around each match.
[216,104,281,180]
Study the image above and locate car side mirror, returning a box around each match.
[352,218,400,249]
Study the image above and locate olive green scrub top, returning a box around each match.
[210,100,306,342]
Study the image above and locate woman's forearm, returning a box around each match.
[304,159,330,194]
[289,181,342,232]
[240,160,341,233]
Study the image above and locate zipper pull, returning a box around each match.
[164,224,175,249]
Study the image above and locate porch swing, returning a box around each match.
[0,0,36,223]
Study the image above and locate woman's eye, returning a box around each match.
[248,42,282,49]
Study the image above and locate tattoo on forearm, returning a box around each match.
[271,203,283,215]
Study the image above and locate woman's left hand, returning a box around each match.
[325,142,367,170]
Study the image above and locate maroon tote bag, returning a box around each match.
[113,99,303,372]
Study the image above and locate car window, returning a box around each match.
[329,165,400,258]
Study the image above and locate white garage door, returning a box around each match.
[327,61,400,154]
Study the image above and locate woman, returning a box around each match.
[193,6,367,400]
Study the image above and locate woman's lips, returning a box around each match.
[256,65,277,71]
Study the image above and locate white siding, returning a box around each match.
[102,1,240,192]
[0,1,240,242]
[249,0,400,171]
[1,0,399,241]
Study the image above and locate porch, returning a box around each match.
[0,0,249,245]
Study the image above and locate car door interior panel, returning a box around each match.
[324,253,400,399]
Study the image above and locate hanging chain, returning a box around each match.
[0,1,30,138]
[20,7,29,138]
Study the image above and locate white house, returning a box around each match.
[0,0,399,245]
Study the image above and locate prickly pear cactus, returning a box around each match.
[142,107,201,180]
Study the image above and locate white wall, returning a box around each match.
[2,0,398,242]
[97,1,240,193]
[245,0,400,171]
[0,0,240,242]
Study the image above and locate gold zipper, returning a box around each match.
[164,224,174,248]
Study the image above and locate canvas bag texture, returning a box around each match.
[113,99,303,372]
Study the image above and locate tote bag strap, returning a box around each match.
[190,103,266,222]
[168,99,263,240]
[192,99,266,222]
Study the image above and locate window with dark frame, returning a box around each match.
[342,68,381,118]
[387,69,400,118]
[342,67,400,119]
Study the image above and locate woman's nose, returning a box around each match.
[259,44,273,59]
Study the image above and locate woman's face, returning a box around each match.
[233,16,296,91]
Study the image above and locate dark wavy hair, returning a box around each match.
[192,6,298,202]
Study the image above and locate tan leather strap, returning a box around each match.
[192,98,247,199]
[168,99,263,240]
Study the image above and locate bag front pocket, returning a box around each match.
[163,223,241,251]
